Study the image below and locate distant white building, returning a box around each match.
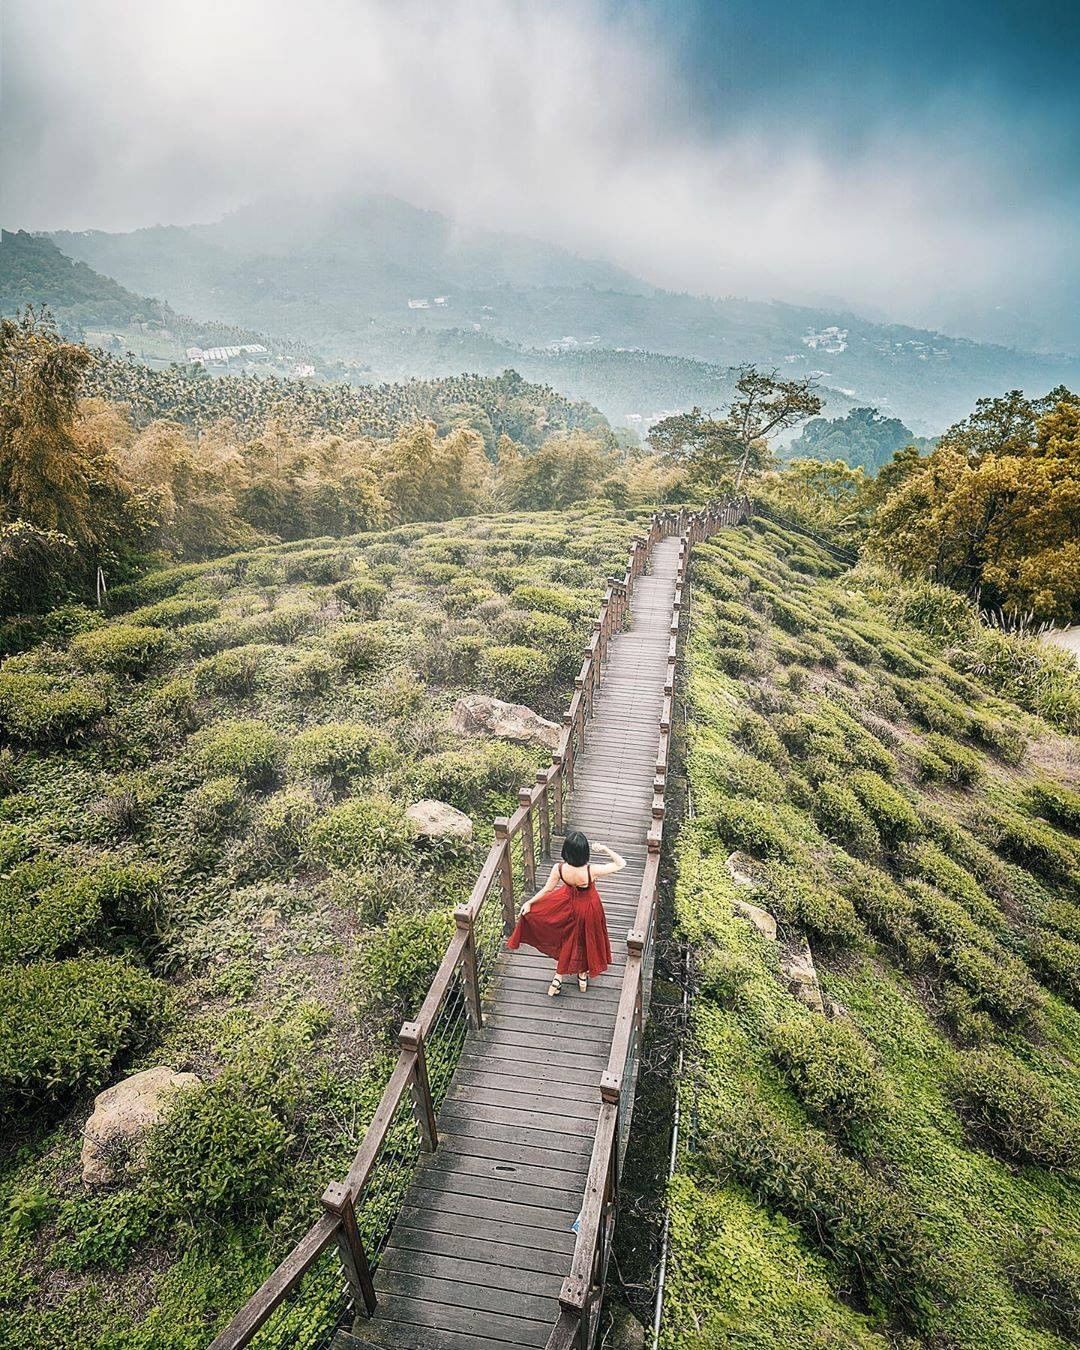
[802,326,848,354]
[292,362,316,379]
[186,343,268,366]
[432,296,448,307]
[408,298,431,309]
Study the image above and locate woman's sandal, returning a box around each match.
[578,973,588,993]
[548,975,563,998]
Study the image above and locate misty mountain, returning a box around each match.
[0,228,177,334]
[45,195,1080,433]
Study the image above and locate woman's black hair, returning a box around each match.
[561,830,591,866]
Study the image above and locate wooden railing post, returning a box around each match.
[536,770,551,857]
[399,1022,438,1151]
[519,789,536,891]
[551,753,565,833]
[494,818,515,933]
[455,906,483,1029]
[562,718,576,794]
[321,1181,377,1318]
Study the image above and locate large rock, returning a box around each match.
[81,1067,200,1185]
[407,799,474,844]
[450,694,560,751]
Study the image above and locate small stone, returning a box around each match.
[781,934,825,1014]
[725,850,764,889]
[733,898,778,942]
[81,1067,200,1185]
[449,694,560,751]
[406,799,474,843]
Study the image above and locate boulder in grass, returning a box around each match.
[81,1066,200,1185]
[449,694,560,751]
[407,799,474,844]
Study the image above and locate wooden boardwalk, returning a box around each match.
[340,536,684,1350]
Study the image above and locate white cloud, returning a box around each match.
[1,0,1076,343]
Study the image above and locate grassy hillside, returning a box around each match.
[663,519,1080,1347]
[0,507,645,1348]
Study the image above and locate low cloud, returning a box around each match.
[1,0,1077,346]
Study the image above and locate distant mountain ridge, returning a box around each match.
[30,194,1080,431]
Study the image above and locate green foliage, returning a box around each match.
[707,1098,944,1329]
[732,709,788,766]
[0,859,160,961]
[976,806,1078,883]
[69,624,174,675]
[920,733,982,785]
[811,781,881,856]
[0,670,108,743]
[767,1015,886,1136]
[192,645,268,699]
[765,863,864,946]
[508,583,582,621]
[476,643,552,704]
[190,775,246,836]
[409,742,536,814]
[711,796,798,860]
[187,718,281,786]
[949,1049,1079,1170]
[144,1086,290,1222]
[847,770,922,842]
[306,794,415,869]
[1005,1232,1080,1342]
[0,957,164,1112]
[354,908,453,1037]
[126,597,220,628]
[1024,779,1080,833]
[286,721,390,792]
[1025,929,1080,1006]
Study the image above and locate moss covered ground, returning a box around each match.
[0,506,649,1348]
[662,518,1080,1348]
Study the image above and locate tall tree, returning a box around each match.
[648,366,822,491]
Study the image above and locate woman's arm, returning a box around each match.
[520,863,561,915]
[590,844,627,877]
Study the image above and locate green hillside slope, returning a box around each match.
[0,230,173,333]
[664,519,1080,1347]
[0,507,643,1348]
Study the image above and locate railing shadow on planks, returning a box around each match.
[209,496,752,1350]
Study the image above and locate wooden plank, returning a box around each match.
[379,1244,562,1297]
[368,1293,550,1346]
[393,1199,577,1254]
[375,1267,556,1322]
[386,1225,570,1277]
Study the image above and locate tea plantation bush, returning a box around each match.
[0,958,165,1112]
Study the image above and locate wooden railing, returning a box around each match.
[208,497,750,1350]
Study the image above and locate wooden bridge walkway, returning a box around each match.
[210,500,749,1350]
[339,538,685,1350]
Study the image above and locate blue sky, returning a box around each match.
[1,0,1077,350]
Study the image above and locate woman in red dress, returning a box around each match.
[508,830,625,996]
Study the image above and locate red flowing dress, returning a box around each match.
[507,864,612,978]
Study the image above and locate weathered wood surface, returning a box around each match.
[345,537,684,1350]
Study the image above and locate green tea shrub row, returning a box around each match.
[767,1015,886,1138]
[0,957,165,1112]
[949,1049,1079,1170]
